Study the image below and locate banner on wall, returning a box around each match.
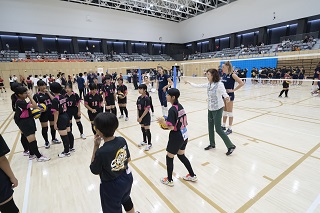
[220,58,278,78]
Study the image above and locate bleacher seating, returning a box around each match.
[0,50,19,62]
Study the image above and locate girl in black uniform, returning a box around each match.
[117,78,129,121]
[90,113,137,213]
[33,80,60,149]
[0,135,19,213]
[50,82,75,157]
[84,83,103,135]
[13,86,50,162]
[279,71,291,98]
[136,84,152,151]
[102,76,117,116]
[10,83,30,157]
[157,88,197,187]
[65,84,86,139]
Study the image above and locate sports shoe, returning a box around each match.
[144,144,152,151]
[45,141,50,149]
[152,113,154,117]
[125,117,129,121]
[138,141,147,147]
[226,146,236,156]
[225,129,233,135]
[69,148,75,153]
[23,150,29,156]
[221,126,226,131]
[37,155,51,162]
[183,174,198,182]
[58,152,71,158]
[80,134,86,139]
[204,145,215,150]
[29,155,36,160]
[160,177,174,187]
[118,115,124,119]
[52,139,61,144]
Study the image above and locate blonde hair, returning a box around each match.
[224,61,233,74]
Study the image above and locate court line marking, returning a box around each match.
[22,160,32,213]
[262,175,273,181]
[7,131,20,163]
[201,162,210,166]
[129,163,180,213]
[148,154,228,213]
[306,193,320,213]
[0,112,13,134]
[235,143,320,213]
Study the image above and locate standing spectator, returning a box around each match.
[132,71,138,90]
[0,76,7,93]
[77,73,85,99]
[33,75,39,93]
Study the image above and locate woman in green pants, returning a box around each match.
[185,69,236,156]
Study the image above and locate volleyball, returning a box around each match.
[38,103,47,112]
[158,116,169,130]
[118,92,125,99]
[31,108,42,119]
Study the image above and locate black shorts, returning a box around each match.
[166,131,187,155]
[88,109,101,121]
[227,92,235,101]
[0,83,4,87]
[0,198,19,213]
[158,90,167,107]
[57,113,70,130]
[39,110,54,123]
[118,97,127,104]
[106,96,116,106]
[139,113,151,126]
[67,107,81,120]
[15,117,36,137]
[100,171,133,213]
[283,82,289,88]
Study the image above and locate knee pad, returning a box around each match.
[228,112,233,117]
[123,197,133,212]
[223,111,228,117]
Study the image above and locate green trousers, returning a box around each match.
[208,108,234,148]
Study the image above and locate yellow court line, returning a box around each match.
[267,113,320,125]
[243,143,249,146]
[0,112,13,134]
[233,131,305,155]
[148,154,228,213]
[235,143,320,213]
[201,162,210,166]
[8,131,20,163]
[129,163,180,213]
[262,175,273,181]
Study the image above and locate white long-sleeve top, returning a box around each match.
[190,81,229,111]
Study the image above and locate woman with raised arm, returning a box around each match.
[185,69,236,156]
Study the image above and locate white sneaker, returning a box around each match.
[69,148,75,153]
[144,144,152,151]
[183,174,198,182]
[80,134,86,139]
[52,139,61,144]
[119,115,124,119]
[138,141,147,147]
[29,155,36,160]
[45,142,50,149]
[125,117,129,121]
[58,152,71,158]
[23,151,29,156]
[37,155,51,162]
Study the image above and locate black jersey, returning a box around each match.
[11,94,18,111]
[33,92,52,108]
[117,84,127,95]
[84,92,103,110]
[51,95,67,114]
[166,103,188,140]
[65,92,80,108]
[136,95,151,117]
[102,84,116,99]
[14,99,32,121]
[90,136,131,181]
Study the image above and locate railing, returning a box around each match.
[280,31,319,42]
